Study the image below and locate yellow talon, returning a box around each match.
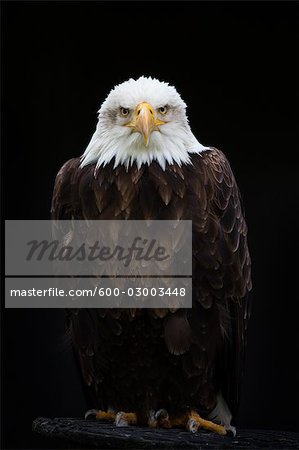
[186,410,227,435]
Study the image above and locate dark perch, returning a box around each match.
[32,417,299,449]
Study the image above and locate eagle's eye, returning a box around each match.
[158,106,168,115]
[120,107,130,117]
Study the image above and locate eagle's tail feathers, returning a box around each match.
[208,392,236,436]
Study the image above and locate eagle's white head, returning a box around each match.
[80,76,208,171]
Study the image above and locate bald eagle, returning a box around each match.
[51,76,251,436]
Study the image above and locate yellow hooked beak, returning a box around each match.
[125,102,166,147]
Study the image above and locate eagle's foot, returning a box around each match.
[85,408,138,427]
[186,410,227,435]
[147,409,226,435]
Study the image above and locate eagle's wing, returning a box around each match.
[191,148,252,417]
[51,158,108,408]
[51,158,83,220]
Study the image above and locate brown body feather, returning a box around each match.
[51,148,251,421]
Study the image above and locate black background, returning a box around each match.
[1,1,298,448]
